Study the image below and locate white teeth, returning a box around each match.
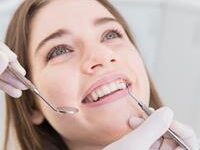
[96,88,104,98]
[120,83,126,89]
[91,91,98,101]
[102,85,111,96]
[109,82,117,92]
[116,82,122,89]
[84,79,128,103]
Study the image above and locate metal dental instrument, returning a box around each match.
[126,84,190,150]
[7,64,79,115]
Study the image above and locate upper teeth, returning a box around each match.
[85,79,127,103]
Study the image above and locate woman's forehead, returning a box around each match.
[30,0,115,52]
[32,0,114,27]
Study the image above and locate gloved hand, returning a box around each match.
[160,120,199,150]
[0,42,27,98]
[103,107,199,150]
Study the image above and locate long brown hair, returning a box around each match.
[3,0,163,149]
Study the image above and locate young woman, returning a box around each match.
[0,0,198,149]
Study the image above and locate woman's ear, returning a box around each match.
[31,110,45,125]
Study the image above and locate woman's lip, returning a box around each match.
[81,73,131,101]
[82,84,132,107]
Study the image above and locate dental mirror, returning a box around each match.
[56,106,79,114]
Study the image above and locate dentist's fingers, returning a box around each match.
[0,42,17,62]
[0,79,22,98]
[0,71,27,90]
[0,42,27,98]
[104,107,174,150]
[130,106,198,150]
[170,121,199,150]
[0,51,9,74]
[160,138,178,150]
[128,117,144,129]
[128,107,173,149]
[175,147,184,150]
[150,138,164,149]
[129,115,172,150]
[0,42,26,75]
[9,61,26,76]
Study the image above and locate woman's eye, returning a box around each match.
[47,44,73,61]
[102,29,122,42]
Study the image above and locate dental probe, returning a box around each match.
[7,64,79,115]
[126,84,190,150]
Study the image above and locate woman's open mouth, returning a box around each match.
[82,77,132,107]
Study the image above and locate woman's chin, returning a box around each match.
[94,122,133,148]
[89,106,136,141]
[71,98,141,146]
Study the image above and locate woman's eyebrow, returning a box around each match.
[35,17,118,54]
[94,17,118,26]
[35,29,70,55]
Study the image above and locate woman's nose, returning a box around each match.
[80,45,117,75]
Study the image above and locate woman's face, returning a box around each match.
[29,0,150,149]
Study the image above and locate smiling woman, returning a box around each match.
[1,0,199,150]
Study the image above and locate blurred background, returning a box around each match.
[0,0,200,146]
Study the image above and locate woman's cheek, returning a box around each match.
[123,49,150,105]
[35,68,76,106]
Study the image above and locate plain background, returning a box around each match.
[0,0,200,147]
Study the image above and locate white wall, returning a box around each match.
[0,0,24,41]
[154,1,200,134]
[0,0,199,143]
